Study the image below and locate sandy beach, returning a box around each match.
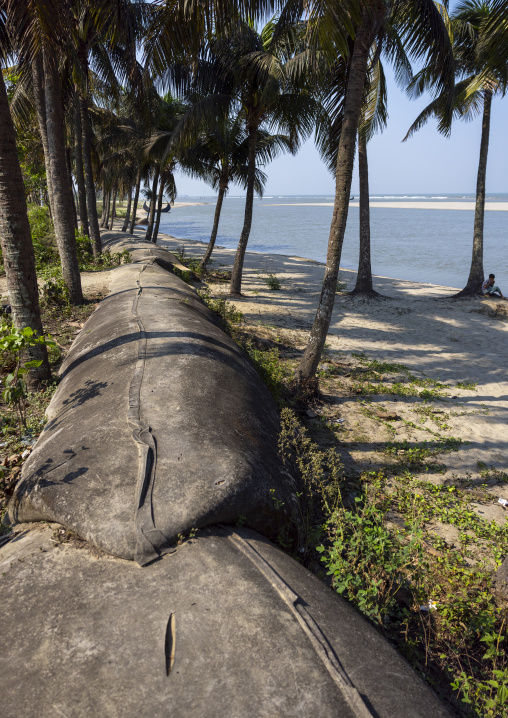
[172,201,210,208]
[149,229,508,514]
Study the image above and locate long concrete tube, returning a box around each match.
[9,243,297,564]
[1,233,452,717]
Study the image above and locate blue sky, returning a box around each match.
[174,54,507,197]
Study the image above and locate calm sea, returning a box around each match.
[158,194,508,288]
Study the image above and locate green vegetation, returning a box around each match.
[350,353,448,399]
[0,324,55,428]
[194,309,508,717]
[198,288,244,328]
[28,207,129,282]
[263,273,282,290]
[0,292,108,533]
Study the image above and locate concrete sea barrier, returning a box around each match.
[10,242,297,564]
[1,234,451,716]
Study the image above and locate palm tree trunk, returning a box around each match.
[230,124,257,296]
[32,56,54,216]
[79,95,101,256]
[456,90,492,297]
[66,147,78,231]
[352,129,377,296]
[43,50,83,305]
[145,167,160,243]
[73,96,89,236]
[104,190,111,229]
[296,17,375,380]
[152,174,165,243]
[200,181,227,270]
[0,72,50,388]
[100,181,107,226]
[109,183,118,230]
[129,171,141,234]
[121,184,133,232]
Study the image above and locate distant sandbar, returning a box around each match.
[262,201,508,211]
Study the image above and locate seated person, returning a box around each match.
[482,273,507,300]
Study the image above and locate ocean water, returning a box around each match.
[158,194,508,288]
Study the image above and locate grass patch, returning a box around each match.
[263,273,282,290]
[279,411,508,716]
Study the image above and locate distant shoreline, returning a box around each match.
[172,201,210,208]
[262,201,508,211]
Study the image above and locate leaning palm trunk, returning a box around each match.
[109,184,117,230]
[121,184,133,232]
[230,125,257,296]
[73,97,89,236]
[79,96,101,256]
[65,147,78,231]
[456,90,492,297]
[200,182,227,271]
[100,182,107,226]
[103,191,111,228]
[129,172,141,234]
[352,129,378,296]
[152,175,165,244]
[296,18,375,380]
[145,167,160,243]
[0,72,50,388]
[32,56,54,216]
[42,50,83,304]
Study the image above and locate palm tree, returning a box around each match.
[152,168,176,243]
[72,90,89,237]
[0,9,51,387]
[212,21,319,297]
[35,47,84,303]
[295,0,454,381]
[187,117,287,271]
[9,0,84,303]
[353,50,389,296]
[315,43,392,297]
[68,0,146,254]
[404,0,507,296]
[143,93,189,243]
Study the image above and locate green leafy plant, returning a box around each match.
[40,275,70,307]
[0,324,54,427]
[263,273,282,290]
[244,343,291,403]
[198,288,243,328]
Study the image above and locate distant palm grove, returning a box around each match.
[0,0,507,386]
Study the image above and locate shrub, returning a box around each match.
[263,273,282,290]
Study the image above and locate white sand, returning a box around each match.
[172,201,209,208]
[157,230,508,485]
[263,201,508,211]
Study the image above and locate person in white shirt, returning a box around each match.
[482,273,507,300]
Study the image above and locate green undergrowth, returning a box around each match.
[263,273,282,290]
[26,205,129,284]
[172,246,206,280]
[194,300,507,718]
[349,352,449,399]
[0,292,107,534]
[279,409,508,717]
